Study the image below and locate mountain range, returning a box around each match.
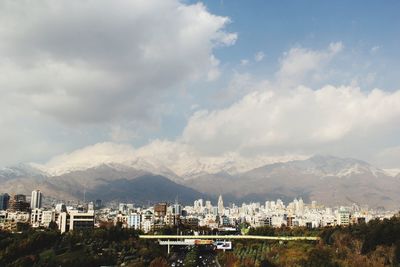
[1,155,399,208]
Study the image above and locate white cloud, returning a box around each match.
[276,42,343,87]
[254,51,265,62]
[182,85,400,158]
[3,32,400,173]
[35,80,400,176]
[0,0,236,124]
[27,41,400,176]
[207,55,222,81]
[0,0,237,165]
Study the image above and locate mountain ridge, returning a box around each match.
[1,154,399,209]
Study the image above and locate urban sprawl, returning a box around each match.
[0,190,397,233]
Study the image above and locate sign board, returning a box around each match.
[194,239,214,245]
[215,241,232,250]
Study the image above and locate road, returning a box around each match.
[169,246,219,267]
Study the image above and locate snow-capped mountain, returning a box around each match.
[27,142,305,179]
[383,168,400,177]
[258,154,387,178]
[2,149,400,209]
[0,163,47,180]
[185,155,400,209]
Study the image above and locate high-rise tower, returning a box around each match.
[0,193,10,210]
[217,195,224,215]
[30,190,43,209]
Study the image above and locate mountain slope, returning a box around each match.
[86,175,207,204]
[184,155,400,209]
[1,155,400,209]
[0,164,207,204]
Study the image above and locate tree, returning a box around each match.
[394,240,400,264]
[149,257,169,267]
[48,221,58,231]
[184,247,199,267]
[306,246,337,267]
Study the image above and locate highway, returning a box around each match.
[169,246,218,267]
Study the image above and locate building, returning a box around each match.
[220,215,230,226]
[256,216,272,227]
[172,203,182,216]
[205,200,212,212]
[0,211,6,224]
[218,195,224,215]
[55,203,66,212]
[182,217,199,228]
[127,213,141,230]
[115,213,128,227]
[0,193,10,210]
[286,215,295,227]
[154,202,167,218]
[165,213,180,226]
[30,190,43,209]
[95,199,102,209]
[8,194,30,212]
[41,210,56,227]
[30,208,55,228]
[58,210,95,233]
[141,210,154,233]
[194,199,203,212]
[119,203,128,213]
[1,211,30,232]
[338,208,351,226]
[31,208,43,228]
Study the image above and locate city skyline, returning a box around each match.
[1,1,400,266]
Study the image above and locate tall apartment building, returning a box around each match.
[338,208,351,226]
[8,194,30,212]
[218,195,224,215]
[30,190,43,209]
[0,193,10,210]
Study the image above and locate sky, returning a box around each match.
[0,0,400,171]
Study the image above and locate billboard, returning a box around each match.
[215,241,232,250]
[194,239,214,245]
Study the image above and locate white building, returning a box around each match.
[30,190,43,209]
[31,209,56,228]
[31,208,42,228]
[218,195,224,215]
[338,208,351,226]
[127,213,141,229]
[58,210,95,233]
[41,210,56,227]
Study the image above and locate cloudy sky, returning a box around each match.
[1,0,399,171]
